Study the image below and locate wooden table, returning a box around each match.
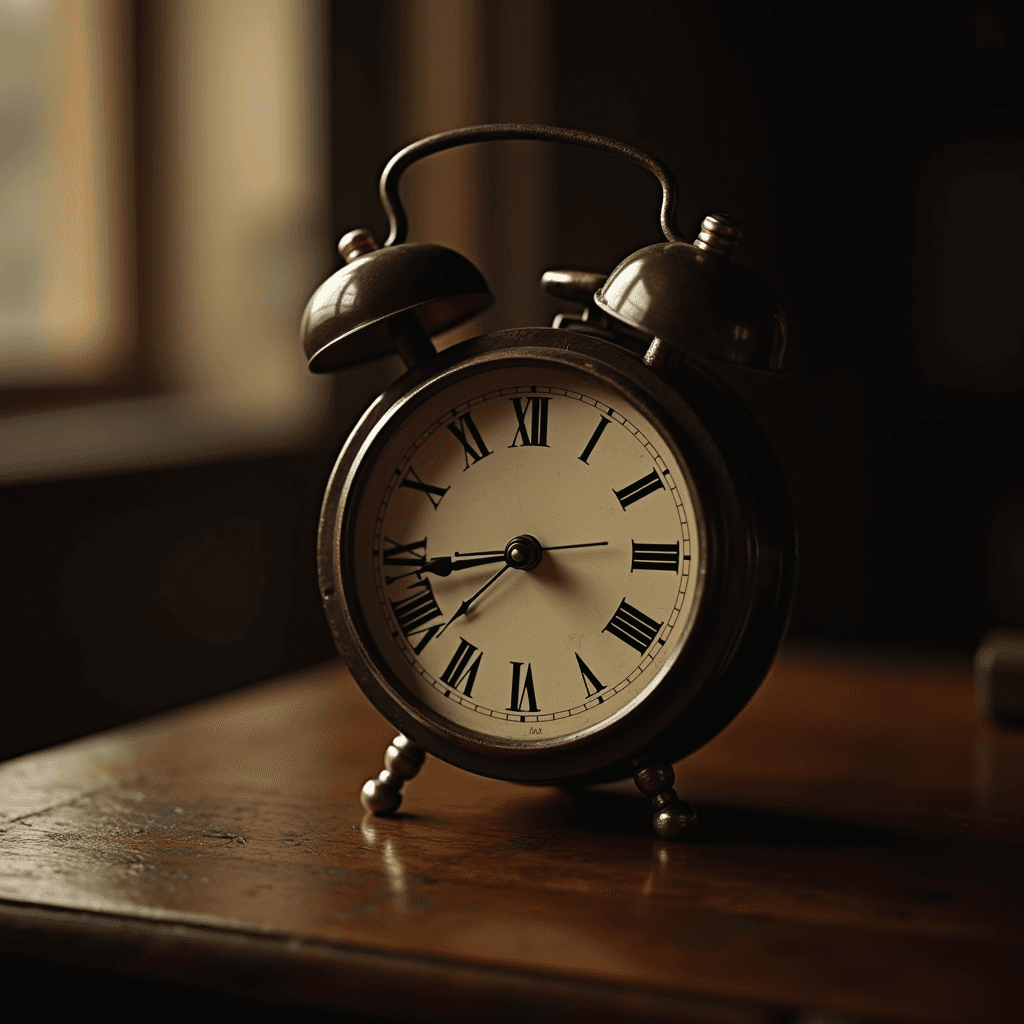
[1,647,1022,1023]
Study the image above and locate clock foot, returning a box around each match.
[633,761,698,840]
[360,734,425,815]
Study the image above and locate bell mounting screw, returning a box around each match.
[361,734,426,815]
[338,228,381,263]
[693,213,742,260]
[633,760,698,840]
[643,213,743,374]
[336,229,436,369]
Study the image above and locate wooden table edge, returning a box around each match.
[0,898,774,1024]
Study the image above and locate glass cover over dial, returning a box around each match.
[350,363,702,747]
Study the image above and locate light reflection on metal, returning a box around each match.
[360,814,409,912]
[641,841,676,898]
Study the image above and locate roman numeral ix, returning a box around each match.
[400,467,450,509]
[613,468,665,510]
[390,578,443,653]
[383,536,426,583]
[447,411,491,470]
[630,541,680,572]
[508,661,540,713]
[509,396,550,448]
[440,638,482,698]
[603,599,664,654]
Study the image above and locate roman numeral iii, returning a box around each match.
[603,599,664,654]
[509,396,550,447]
[630,541,680,572]
[613,468,665,509]
[440,638,482,698]
[507,661,540,713]
[446,411,491,469]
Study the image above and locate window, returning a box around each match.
[0,0,331,483]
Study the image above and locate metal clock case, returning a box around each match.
[303,125,795,839]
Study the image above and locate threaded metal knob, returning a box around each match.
[693,214,742,259]
[338,228,380,264]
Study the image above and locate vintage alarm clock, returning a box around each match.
[301,125,794,839]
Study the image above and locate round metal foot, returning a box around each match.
[360,735,425,816]
[633,760,698,840]
[653,800,698,839]
[360,775,403,815]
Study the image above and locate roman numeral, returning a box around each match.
[440,638,482,698]
[400,467,449,509]
[390,579,443,648]
[575,653,605,698]
[382,537,427,583]
[630,541,680,572]
[578,416,611,464]
[446,411,492,470]
[508,396,550,447]
[507,661,540,713]
[603,599,663,654]
[613,468,665,509]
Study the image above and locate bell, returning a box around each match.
[301,229,493,372]
[594,215,787,372]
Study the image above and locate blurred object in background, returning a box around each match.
[975,628,1024,727]
[0,0,367,761]
[392,0,555,345]
[0,0,132,387]
[0,0,332,480]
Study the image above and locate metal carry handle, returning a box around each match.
[379,123,685,247]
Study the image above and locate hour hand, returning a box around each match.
[386,552,507,583]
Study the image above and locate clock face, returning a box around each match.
[347,361,703,749]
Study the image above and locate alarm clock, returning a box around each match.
[301,125,794,839]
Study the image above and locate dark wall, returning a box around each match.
[549,0,1024,651]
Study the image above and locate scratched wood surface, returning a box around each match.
[1,647,1022,1023]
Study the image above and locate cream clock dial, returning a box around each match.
[350,364,701,747]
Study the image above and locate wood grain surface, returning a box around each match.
[1,647,1021,1023]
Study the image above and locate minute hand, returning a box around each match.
[436,564,510,636]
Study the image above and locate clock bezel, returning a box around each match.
[319,328,794,786]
